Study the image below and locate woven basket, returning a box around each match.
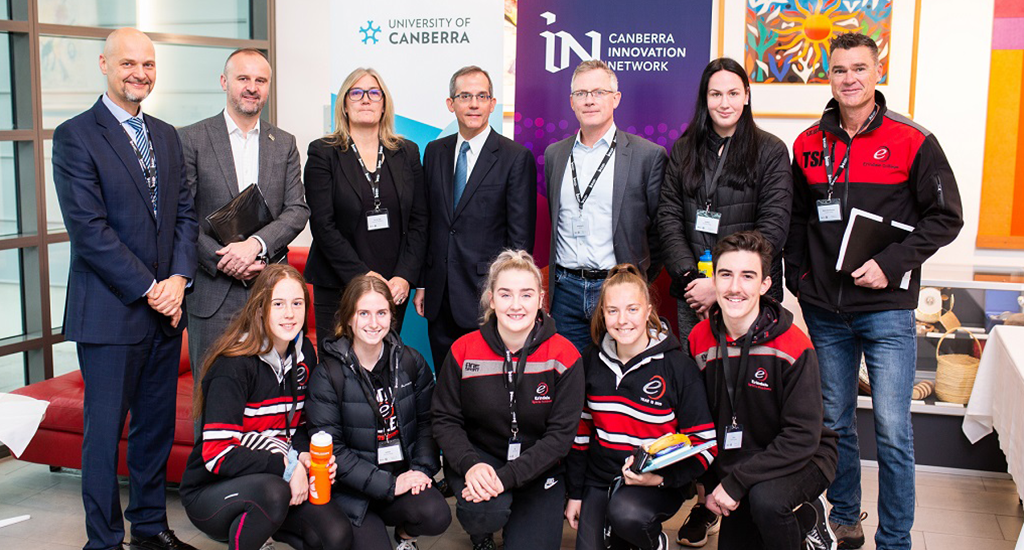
[934,327,981,404]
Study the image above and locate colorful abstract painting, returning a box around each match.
[745,0,892,84]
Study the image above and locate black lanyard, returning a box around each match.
[349,139,386,211]
[569,133,617,211]
[703,137,731,211]
[503,348,530,439]
[716,317,756,428]
[282,340,299,445]
[821,105,878,199]
[122,125,156,184]
[354,347,400,441]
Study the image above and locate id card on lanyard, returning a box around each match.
[350,139,390,231]
[569,133,616,238]
[356,357,405,465]
[697,137,731,235]
[818,105,878,223]
[717,319,755,451]
[504,349,526,461]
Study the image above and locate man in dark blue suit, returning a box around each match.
[414,65,537,369]
[52,28,199,550]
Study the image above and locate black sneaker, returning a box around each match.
[801,494,837,550]
[471,536,496,550]
[655,531,668,550]
[676,503,720,547]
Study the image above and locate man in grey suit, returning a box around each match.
[544,59,666,352]
[180,48,309,381]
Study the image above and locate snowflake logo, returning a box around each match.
[359,21,381,44]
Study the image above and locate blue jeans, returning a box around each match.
[800,303,916,550]
[549,268,604,354]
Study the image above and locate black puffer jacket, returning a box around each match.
[658,128,792,300]
[305,332,438,526]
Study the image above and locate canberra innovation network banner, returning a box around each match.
[514,0,712,266]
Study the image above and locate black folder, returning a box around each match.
[205,183,284,263]
[835,208,914,289]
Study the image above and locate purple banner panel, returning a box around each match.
[515,0,712,266]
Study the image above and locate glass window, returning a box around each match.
[0,352,25,393]
[52,340,78,378]
[0,33,12,130]
[43,140,65,234]
[49,241,69,330]
[38,0,252,39]
[41,37,235,129]
[0,141,17,238]
[0,247,24,340]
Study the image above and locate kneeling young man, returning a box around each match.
[688,231,838,550]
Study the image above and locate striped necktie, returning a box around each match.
[126,116,157,214]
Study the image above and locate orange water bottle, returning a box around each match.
[308,431,332,505]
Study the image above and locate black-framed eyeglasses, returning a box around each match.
[348,88,384,102]
[570,89,616,100]
[452,92,492,103]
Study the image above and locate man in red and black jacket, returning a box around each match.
[690,231,837,550]
[786,32,962,550]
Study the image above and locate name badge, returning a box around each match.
[377,439,404,464]
[571,214,589,238]
[366,208,390,231]
[695,210,722,234]
[507,437,522,461]
[723,424,744,450]
[816,199,842,222]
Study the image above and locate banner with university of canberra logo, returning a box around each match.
[514,0,712,266]
[330,0,504,148]
[330,0,503,366]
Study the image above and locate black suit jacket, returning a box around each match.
[303,138,428,289]
[421,128,537,328]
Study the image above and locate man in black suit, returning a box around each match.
[414,65,537,368]
[52,28,198,550]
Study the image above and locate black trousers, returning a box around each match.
[576,483,685,550]
[183,473,353,550]
[313,284,408,351]
[446,449,566,550]
[717,462,830,550]
[426,283,475,369]
[349,486,452,550]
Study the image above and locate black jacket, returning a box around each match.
[688,298,837,500]
[303,138,428,289]
[786,91,963,312]
[658,128,792,301]
[305,332,438,526]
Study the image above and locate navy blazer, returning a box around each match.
[421,129,537,328]
[52,96,199,345]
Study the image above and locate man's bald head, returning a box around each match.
[100,27,156,114]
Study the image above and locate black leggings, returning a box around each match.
[576,483,685,550]
[350,486,452,550]
[182,473,353,550]
[717,461,830,550]
[446,450,566,550]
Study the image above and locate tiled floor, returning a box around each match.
[0,457,1019,550]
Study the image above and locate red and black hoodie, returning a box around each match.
[180,336,317,499]
[567,324,716,499]
[688,299,837,501]
[787,91,963,313]
[431,311,585,491]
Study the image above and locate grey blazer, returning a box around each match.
[544,128,667,295]
[179,112,310,319]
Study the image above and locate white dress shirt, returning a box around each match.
[454,125,492,181]
[555,124,617,270]
[223,109,260,192]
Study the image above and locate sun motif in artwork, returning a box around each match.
[773,0,856,78]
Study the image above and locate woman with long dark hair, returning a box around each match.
[656,57,792,546]
[180,264,352,550]
[305,275,451,550]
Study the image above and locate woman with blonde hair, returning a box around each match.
[304,67,428,350]
[305,275,450,550]
[565,264,716,550]
[180,264,351,550]
[432,250,585,550]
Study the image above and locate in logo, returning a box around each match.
[360,20,381,44]
[539,12,601,74]
[536,383,549,396]
[873,146,890,162]
[754,368,768,381]
[643,375,666,400]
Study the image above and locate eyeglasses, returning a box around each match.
[570,89,616,101]
[452,92,493,103]
[348,88,384,102]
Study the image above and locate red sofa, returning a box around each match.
[11,248,316,483]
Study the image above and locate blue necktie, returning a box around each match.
[126,116,157,215]
[453,141,470,211]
